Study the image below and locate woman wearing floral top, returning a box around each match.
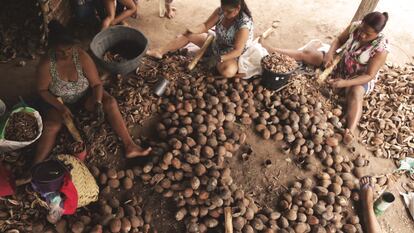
[264,12,389,144]
[147,0,253,78]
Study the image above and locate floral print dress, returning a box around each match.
[48,48,90,104]
[211,8,254,56]
[335,21,389,93]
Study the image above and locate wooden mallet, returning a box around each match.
[57,97,83,143]
[317,52,343,84]
[187,34,215,71]
[224,207,233,233]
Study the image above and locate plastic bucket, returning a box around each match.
[260,66,296,91]
[90,26,148,75]
[31,160,68,193]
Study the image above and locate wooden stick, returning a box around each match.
[57,97,83,142]
[253,21,279,43]
[317,54,342,84]
[224,207,233,233]
[187,34,214,71]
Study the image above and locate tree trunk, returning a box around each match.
[351,0,380,22]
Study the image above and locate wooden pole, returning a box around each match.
[187,34,214,71]
[351,0,380,22]
[224,207,233,233]
[57,97,83,143]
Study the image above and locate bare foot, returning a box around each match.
[146,49,163,59]
[125,143,152,158]
[304,39,323,51]
[343,128,354,145]
[132,0,140,19]
[120,21,130,27]
[165,5,176,19]
[360,176,374,209]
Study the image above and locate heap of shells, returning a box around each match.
[274,171,363,233]
[0,0,44,62]
[262,52,298,74]
[0,187,48,232]
[4,112,39,141]
[2,52,407,232]
[359,62,414,159]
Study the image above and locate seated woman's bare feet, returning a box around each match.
[343,128,354,145]
[303,39,323,51]
[360,176,374,208]
[165,5,176,19]
[146,49,163,59]
[120,21,130,27]
[125,143,152,158]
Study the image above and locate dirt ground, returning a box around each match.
[1,0,414,232]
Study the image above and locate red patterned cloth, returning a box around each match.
[0,163,15,197]
[60,174,78,215]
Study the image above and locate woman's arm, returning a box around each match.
[324,24,352,66]
[186,8,220,34]
[111,0,137,25]
[78,49,103,104]
[346,51,388,86]
[220,28,249,62]
[329,51,388,88]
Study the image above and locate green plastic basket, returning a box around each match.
[0,107,37,139]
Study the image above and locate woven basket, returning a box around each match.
[57,154,99,207]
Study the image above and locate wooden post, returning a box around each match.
[351,0,380,22]
[224,207,233,233]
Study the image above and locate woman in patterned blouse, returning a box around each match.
[147,0,254,78]
[263,12,389,144]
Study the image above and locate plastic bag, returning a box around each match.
[400,192,414,221]
[238,41,269,79]
[0,106,43,152]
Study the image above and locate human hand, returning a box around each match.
[327,78,348,88]
[95,102,105,124]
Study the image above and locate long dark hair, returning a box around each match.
[221,0,252,19]
[47,20,76,47]
[362,11,388,33]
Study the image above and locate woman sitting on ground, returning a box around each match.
[263,12,389,144]
[34,20,151,165]
[100,0,137,30]
[147,0,254,78]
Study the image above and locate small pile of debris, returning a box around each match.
[4,112,39,141]
[0,0,44,62]
[103,51,128,63]
[262,52,298,74]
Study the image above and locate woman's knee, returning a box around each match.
[348,85,365,99]
[44,120,62,134]
[219,66,238,78]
